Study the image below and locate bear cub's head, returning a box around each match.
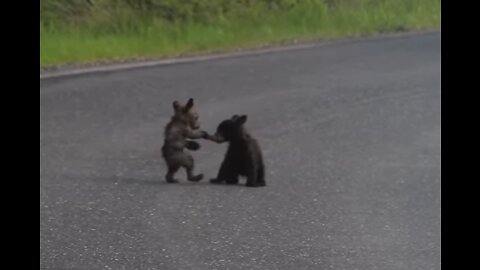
[213,115,248,142]
[172,98,200,130]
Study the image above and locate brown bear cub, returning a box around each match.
[161,98,208,183]
[204,115,266,187]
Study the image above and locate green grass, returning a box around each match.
[40,0,440,67]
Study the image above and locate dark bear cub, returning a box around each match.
[205,115,265,187]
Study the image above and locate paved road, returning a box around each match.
[40,32,440,270]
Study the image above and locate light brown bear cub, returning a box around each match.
[161,98,208,183]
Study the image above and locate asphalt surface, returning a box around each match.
[40,32,441,270]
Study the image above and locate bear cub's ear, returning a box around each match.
[235,115,247,125]
[173,100,181,112]
[184,98,194,112]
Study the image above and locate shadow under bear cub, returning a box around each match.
[205,115,266,187]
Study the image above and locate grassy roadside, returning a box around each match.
[40,0,440,67]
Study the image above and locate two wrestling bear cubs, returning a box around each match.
[161,98,265,187]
